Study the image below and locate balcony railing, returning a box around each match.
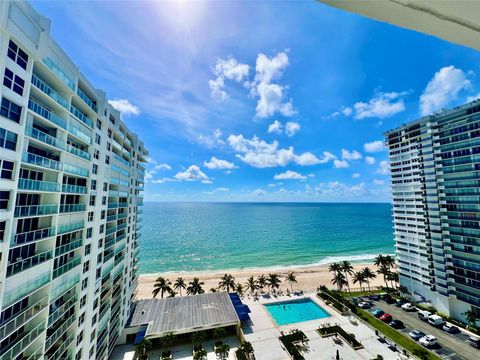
[45,331,75,360]
[57,221,84,235]
[43,57,75,90]
[70,105,93,128]
[14,204,58,218]
[106,226,116,236]
[53,256,81,279]
[67,121,91,144]
[66,143,90,160]
[45,315,75,351]
[28,98,67,130]
[0,321,46,360]
[3,273,51,307]
[55,239,83,257]
[63,163,89,177]
[59,204,86,213]
[31,74,69,109]
[113,153,130,167]
[22,152,61,171]
[11,226,56,246]
[7,250,53,277]
[48,295,77,326]
[18,178,60,192]
[61,183,87,194]
[25,126,65,150]
[77,87,97,112]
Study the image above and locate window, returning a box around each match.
[90,330,96,342]
[0,127,17,151]
[3,69,24,96]
[102,196,106,205]
[95,133,101,145]
[86,228,92,239]
[85,244,91,255]
[83,261,90,273]
[76,330,84,346]
[89,195,95,206]
[100,224,104,234]
[1,98,22,123]
[88,211,94,222]
[78,312,85,326]
[92,164,98,175]
[0,221,5,241]
[101,210,105,220]
[91,314,97,326]
[98,238,103,248]
[96,268,101,280]
[82,278,88,290]
[103,182,108,191]
[93,149,99,160]
[93,298,98,310]
[89,346,94,358]
[0,191,9,210]
[97,253,102,263]
[80,295,86,308]
[91,179,97,190]
[7,40,28,70]
[109,114,116,124]
[96,119,102,130]
[0,159,14,180]
[76,351,82,360]
[106,142,111,151]
[105,155,110,165]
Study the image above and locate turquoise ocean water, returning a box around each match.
[139,202,394,274]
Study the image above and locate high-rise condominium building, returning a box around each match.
[0,1,147,359]
[386,100,480,322]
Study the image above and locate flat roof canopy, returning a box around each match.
[129,292,240,338]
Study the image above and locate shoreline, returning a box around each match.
[136,261,385,300]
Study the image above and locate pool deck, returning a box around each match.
[242,293,406,360]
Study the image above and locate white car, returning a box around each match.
[358,301,371,309]
[419,335,438,348]
[401,303,416,311]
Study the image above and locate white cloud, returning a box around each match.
[354,91,407,119]
[274,170,307,180]
[267,120,283,134]
[254,52,289,83]
[342,107,353,116]
[154,163,172,171]
[174,165,209,182]
[203,156,237,170]
[364,140,385,153]
[466,93,480,103]
[352,173,361,178]
[252,189,266,196]
[227,134,321,168]
[341,149,362,161]
[197,128,225,148]
[315,181,367,197]
[203,187,229,194]
[268,183,276,187]
[373,179,385,185]
[377,160,390,175]
[108,99,141,116]
[209,57,250,101]
[334,159,349,168]
[420,66,471,116]
[151,178,174,184]
[285,122,300,137]
[365,156,376,165]
[318,151,337,164]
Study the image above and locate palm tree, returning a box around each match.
[215,343,230,360]
[328,262,342,275]
[167,288,176,297]
[245,276,258,295]
[213,327,226,339]
[384,254,396,269]
[331,271,347,291]
[286,271,297,292]
[218,274,236,292]
[352,271,366,292]
[187,278,205,295]
[152,277,172,298]
[235,282,244,296]
[160,332,175,349]
[174,277,186,296]
[376,263,391,288]
[193,349,207,360]
[267,273,281,293]
[387,271,399,289]
[191,331,206,347]
[465,310,478,327]
[362,267,376,292]
[341,261,354,293]
[240,341,254,357]
[398,285,409,296]
[210,287,217,293]
[374,254,387,268]
[257,274,267,292]
[134,338,152,360]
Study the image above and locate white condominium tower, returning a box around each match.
[386,101,480,322]
[0,1,147,359]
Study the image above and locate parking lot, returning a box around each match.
[361,297,479,360]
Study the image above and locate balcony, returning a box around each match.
[67,121,91,145]
[113,153,130,167]
[14,204,58,218]
[3,273,51,307]
[0,321,46,360]
[31,74,69,109]
[117,223,127,231]
[43,57,75,90]
[59,204,86,213]
[18,178,60,192]
[22,152,61,171]
[45,315,75,351]
[48,294,77,326]
[28,98,67,130]
[61,183,87,194]
[7,249,53,277]
[70,105,93,128]
[63,163,88,177]
[45,332,74,360]
[77,87,97,112]
[25,126,65,150]
[55,238,83,257]
[57,221,84,235]
[53,256,81,278]
[66,143,90,160]
[106,226,116,236]
[11,226,56,246]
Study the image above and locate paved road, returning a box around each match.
[366,298,479,360]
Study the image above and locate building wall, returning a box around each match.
[0,1,147,359]
[386,102,480,323]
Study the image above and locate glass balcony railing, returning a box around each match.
[63,163,88,177]
[28,98,67,130]
[45,315,75,351]
[31,74,69,109]
[22,152,61,171]
[116,233,126,242]
[77,87,97,112]
[45,332,75,360]
[106,226,116,236]
[106,214,116,222]
[59,204,86,213]
[18,178,60,192]
[0,321,46,360]
[48,294,77,327]
[113,153,130,167]
[61,183,87,194]
[11,226,56,246]
[66,144,90,160]
[117,212,128,220]
[108,190,128,197]
[7,250,53,277]
[42,57,75,90]
[104,237,115,249]
[117,223,127,231]
[55,239,83,257]
[52,256,81,279]
[14,204,58,218]
[67,122,91,144]
[25,126,65,150]
[57,222,84,235]
[3,273,51,307]
[70,105,93,128]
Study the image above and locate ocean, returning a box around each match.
[138,202,395,274]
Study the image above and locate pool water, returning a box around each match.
[264,298,330,325]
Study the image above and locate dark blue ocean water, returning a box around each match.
[139,202,394,274]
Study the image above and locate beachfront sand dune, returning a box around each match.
[136,262,385,299]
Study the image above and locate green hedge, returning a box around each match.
[279,331,307,360]
[235,349,248,360]
[317,325,363,349]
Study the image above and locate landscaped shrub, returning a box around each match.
[279,331,307,360]
[235,349,248,360]
[317,325,363,350]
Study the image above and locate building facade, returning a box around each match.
[0,1,147,359]
[386,101,480,322]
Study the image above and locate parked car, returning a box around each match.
[443,323,460,334]
[418,310,432,321]
[396,299,407,307]
[419,335,438,348]
[369,294,380,301]
[372,309,384,318]
[380,313,393,322]
[408,330,426,341]
[389,320,404,329]
[467,336,480,348]
[401,303,416,312]
[428,314,446,327]
[381,294,395,304]
[358,301,371,309]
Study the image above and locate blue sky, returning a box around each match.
[32,1,480,202]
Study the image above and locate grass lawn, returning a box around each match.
[340,289,385,298]
[356,308,441,360]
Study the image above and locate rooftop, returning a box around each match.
[129,292,240,338]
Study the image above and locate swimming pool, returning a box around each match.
[264,298,330,325]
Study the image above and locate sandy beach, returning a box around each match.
[136,262,385,299]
